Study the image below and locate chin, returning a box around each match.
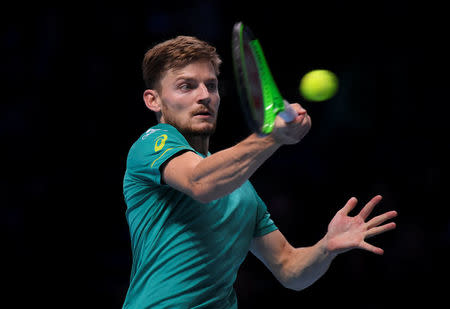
[163,116,217,137]
[185,122,217,137]
[195,124,217,136]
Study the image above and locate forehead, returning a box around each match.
[165,60,217,80]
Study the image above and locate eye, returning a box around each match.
[178,83,193,91]
[206,82,218,92]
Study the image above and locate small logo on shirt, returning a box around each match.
[142,128,167,140]
[154,134,168,152]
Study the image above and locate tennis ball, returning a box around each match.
[299,69,338,102]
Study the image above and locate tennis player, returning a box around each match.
[122,36,397,308]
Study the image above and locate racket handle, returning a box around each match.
[278,100,297,123]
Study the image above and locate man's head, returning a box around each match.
[142,36,222,137]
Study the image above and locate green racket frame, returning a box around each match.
[235,22,294,134]
[248,40,286,134]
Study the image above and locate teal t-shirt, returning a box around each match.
[122,123,278,309]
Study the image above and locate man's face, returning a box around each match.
[158,60,220,137]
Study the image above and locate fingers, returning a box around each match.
[276,103,311,144]
[363,209,397,253]
[340,197,358,215]
[288,103,310,126]
[290,103,307,115]
[366,222,397,239]
[273,102,311,145]
[366,210,398,229]
[360,241,384,255]
[336,195,397,256]
[358,195,383,220]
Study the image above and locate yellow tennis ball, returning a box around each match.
[299,69,338,102]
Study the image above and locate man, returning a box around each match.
[122,36,397,308]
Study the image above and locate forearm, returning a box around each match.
[282,237,337,291]
[191,133,280,202]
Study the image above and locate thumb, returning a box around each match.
[292,103,307,115]
[289,103,308,124]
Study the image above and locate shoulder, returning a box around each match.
[130,124,189,154]
[127,123,196,171]
[139,123,185,144]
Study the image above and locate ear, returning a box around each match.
[143,89,161,112]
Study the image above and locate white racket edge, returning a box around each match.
[278,100,297,123]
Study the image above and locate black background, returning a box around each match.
[3,1,448,308]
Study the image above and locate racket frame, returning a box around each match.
[232,22,296,135]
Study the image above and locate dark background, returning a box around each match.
[3,1,448,308]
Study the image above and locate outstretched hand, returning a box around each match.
[325,195,397,255]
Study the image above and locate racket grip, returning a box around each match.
[278,100,297,123]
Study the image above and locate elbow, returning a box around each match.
[189,182,217,204]
[188,177,235,204]
[281,272,319,292]
[186,165,243,203]
[277,263,309,292]
[192,193,214,204]
[280,278,304,292]
[281,279,307,292]
[286,284,305,292]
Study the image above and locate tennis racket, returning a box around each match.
[232,22,297,135]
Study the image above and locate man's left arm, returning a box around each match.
[250,229,335,291]
[250,195,397,291]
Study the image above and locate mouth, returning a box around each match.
[193,110,214,118]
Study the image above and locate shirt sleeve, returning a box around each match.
[126,125,196,185]
[251,185,278,237]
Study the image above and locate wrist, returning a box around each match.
[248,132,283,150]
[256,132,283,147]
[319,234,339,260]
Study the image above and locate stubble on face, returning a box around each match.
[156,60,220,140]
[160,100,218,138]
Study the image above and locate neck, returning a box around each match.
[184,135,209,156]
[157,121,212,156]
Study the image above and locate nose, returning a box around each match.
[197,83,211,105]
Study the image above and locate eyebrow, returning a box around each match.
[174,76,218,83]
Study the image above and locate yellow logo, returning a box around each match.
[154,134,168,152]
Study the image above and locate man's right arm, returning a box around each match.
[162,133,280,203]
[162,103,311,203]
